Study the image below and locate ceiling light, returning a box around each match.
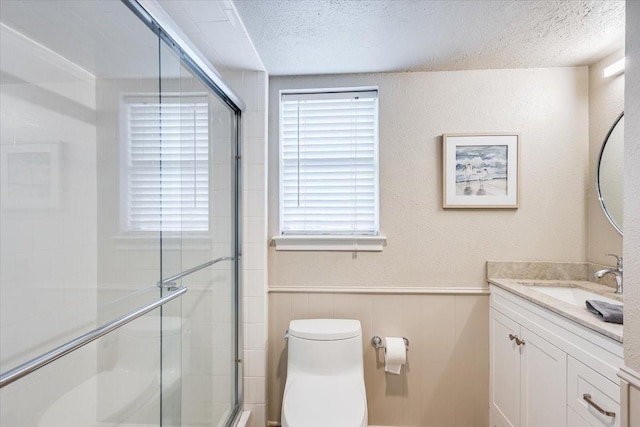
[603,58,625,78]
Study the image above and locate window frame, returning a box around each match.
[275,87,385,251]
[119,92,212,236]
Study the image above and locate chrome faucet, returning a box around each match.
[594,254,623,294]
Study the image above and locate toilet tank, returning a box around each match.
[287,319,363,376]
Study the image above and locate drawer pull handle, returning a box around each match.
[583,393,616,418]
[509,334,517,341]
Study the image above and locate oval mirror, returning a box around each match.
[596,112,624,235]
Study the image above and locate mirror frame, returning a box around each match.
[596,111,624,235]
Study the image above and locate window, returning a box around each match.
[279,88,380,241]
[123,94,209,232]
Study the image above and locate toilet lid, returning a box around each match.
[289,319,361,340]
[283,376,367,427]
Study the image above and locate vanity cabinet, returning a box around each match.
[490,284,623,427]
[491,309,567,427]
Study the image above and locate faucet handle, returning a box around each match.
[605,254,623,269]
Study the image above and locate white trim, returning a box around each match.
[619,365,640,388]
[235,411,251,427]
[603,57,625,78]
[136,0,247,110]
[268,286,490,295]
[617,366,640,427]
[272,235,386,251]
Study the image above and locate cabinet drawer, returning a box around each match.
[567,356,619,427]
[567,406,592,427]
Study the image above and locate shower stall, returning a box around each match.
[0,1,244,426]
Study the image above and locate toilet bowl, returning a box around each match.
[281,319,368,427]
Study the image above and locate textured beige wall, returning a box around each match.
[266,68,589,426]
[268,69,589,288]
[587,49,624,266]
[624,0,640,375]
[268,292,489,426]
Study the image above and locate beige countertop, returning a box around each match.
[488,278,623,343]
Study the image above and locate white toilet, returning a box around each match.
[281,319,368,427]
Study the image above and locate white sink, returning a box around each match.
[531,286,621,306]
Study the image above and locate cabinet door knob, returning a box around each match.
[583,394,615,418]
[508,334,525,346]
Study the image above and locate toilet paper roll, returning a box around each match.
[384,337,406,375]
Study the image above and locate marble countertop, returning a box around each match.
[488,278,623,343]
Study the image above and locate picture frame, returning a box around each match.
[0,142,61,209]
[442,133,519,208]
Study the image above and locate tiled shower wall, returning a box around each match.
[222,70,268,427]
[95,66,259,425]
[0,23,98,426]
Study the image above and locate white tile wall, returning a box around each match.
[222,70,268,427]
[94,62,239,425]
[0,23,99,426]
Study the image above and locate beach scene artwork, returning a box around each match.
[455,145,508,196]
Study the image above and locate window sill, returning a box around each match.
[272,235,386,252]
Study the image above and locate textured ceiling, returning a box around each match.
[232,0,625,76]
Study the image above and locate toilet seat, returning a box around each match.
[282,376,367,427]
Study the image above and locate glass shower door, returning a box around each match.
[0,1,181,425]
[156,41,241,426]
[0,1,242,426]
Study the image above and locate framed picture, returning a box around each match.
[0,142,61,209]
[442,133,519,208]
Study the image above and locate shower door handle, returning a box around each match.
[0,286,188,389]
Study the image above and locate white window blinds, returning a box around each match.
[125,95,209,232]
[280,89,379,235]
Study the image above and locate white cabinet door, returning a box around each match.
[491,409,508,427]
[491,309,521,427]
[520,326,567,427]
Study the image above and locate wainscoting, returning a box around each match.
[267,288,490,427]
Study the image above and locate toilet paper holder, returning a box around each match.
[371,336,409,351]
